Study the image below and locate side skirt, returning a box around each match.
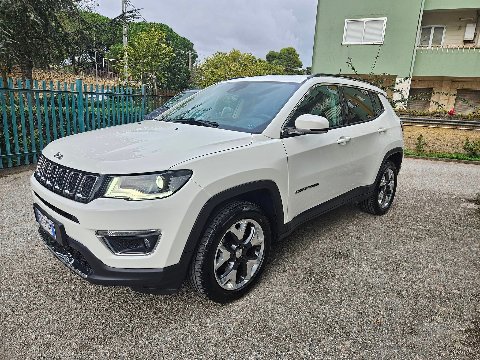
[279,185,374,239]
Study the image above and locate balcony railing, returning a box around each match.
[416,45,480,52]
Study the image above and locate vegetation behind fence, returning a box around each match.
[0,78,171,169]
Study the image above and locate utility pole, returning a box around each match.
[188,51,192,71]
[122,0,128,81]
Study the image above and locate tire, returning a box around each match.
[189,201,271,303]
[359,160,398,215]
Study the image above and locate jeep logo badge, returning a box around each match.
[54,152,63,160]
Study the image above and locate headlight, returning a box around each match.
[103,170,192,201]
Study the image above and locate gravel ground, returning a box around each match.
[1,159,479,359]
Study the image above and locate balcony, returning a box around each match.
[413,9,480,77]
[413,46,480,77]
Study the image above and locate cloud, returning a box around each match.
[95,0,317,66]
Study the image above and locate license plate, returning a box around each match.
[35,207,57,240]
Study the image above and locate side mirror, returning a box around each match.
[295,114,330,132]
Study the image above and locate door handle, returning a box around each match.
[336,136,351,145]
[377,128,387,134]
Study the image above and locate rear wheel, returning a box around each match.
[359,161,398,215]
[189,201,271,303]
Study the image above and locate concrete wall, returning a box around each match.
[411,77,480,110]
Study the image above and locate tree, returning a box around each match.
[194,49,284,88]
[0,0,83,79]
[266,47,303,75]
[62,11,122,74]
[128,22,197,90]
[108,28,175,89]
[106,22,197,90]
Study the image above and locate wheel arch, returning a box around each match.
[384,147,403,172]
[174,180,285,283]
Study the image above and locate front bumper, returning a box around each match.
[38,228,185,293]
[31,174,210,269]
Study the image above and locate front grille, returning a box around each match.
[34,155,101,203]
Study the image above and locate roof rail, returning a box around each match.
[309,73,378,88]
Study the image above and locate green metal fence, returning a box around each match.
[0,78,167,169]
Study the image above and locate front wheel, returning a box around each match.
[189,201,271,303]
[359,161,398,215]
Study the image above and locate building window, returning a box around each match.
[342,18,387,45]
[419,26,445,47]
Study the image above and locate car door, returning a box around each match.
[341,86,388,188]
[281,84,359,220]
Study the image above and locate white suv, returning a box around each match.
[31,75,403,303]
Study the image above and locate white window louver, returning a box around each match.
[343,18,387,45]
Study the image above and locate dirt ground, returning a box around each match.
[403,126,480,153]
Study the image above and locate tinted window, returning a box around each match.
[288,85,343,128]
[370,91,384,116]
[160,81,300,134]
[343,87,375,124]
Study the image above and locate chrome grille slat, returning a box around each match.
[34,155,100,203]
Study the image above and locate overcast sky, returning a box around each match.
[95,0,318,67]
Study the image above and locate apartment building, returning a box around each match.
[312,0,480,113]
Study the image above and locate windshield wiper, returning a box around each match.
[172,118,219,128]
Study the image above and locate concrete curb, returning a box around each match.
[405,155,480,165]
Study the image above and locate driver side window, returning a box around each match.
[287,85,343,128]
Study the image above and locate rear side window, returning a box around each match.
[370,92,384,116]
[342,86,376,124]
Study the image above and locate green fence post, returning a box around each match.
[0,78,12,167]
[105,85,111,127]
[71,83,77,133]
[8,78,20,165]
[125,86,130,123]
[41,81,51,144]
[84,84,90,131]
[49,81,58,140]
[120,86,125,125]
[100,84,105,128]
[76,79,85,132]
[130,87,135,123]
[95,84,100,129]
[56,81,65,138]
[141,84,146,120]
[25,79,37,163]
[17,79,29,164]
[113,85,118,125]
[64,82,71,136]
[33,80,44,151]
[89,83,95,130]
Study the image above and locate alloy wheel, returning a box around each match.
[377,168,395,209]
[213,219,265,291]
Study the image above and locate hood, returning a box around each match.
[42,121,253,174]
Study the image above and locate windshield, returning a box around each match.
[163,90,198,109]
[159,81,300,133]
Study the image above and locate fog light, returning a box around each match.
[96,230,161,255]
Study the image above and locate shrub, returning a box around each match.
[463,138,480,157]
[415,134,427,153]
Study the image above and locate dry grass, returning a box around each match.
[403,126,480,153]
